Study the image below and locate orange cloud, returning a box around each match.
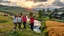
[9,0,55,8]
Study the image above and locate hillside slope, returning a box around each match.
[0,12,42,36]
[0,5,32,15]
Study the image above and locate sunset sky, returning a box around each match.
[0,0,64,8]
[8,0,55,8]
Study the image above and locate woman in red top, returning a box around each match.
[22,15,27,29]
[30,16,34,31]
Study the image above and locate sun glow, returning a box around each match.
[61,0,64,2]
[9,0,55,8]
[17,1,35,8]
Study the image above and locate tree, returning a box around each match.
[47,8,51,12]
[54,8,58,12]
[38,10,42,18]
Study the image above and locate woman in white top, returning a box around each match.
[17,15,22,30]
[13,15,18,30]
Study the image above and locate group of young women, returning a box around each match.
[13,14,34,31]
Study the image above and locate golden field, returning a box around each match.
[45,20,64,36]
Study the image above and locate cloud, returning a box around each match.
[0,0,9,3]
[0,0,54,8]
[0,0,64,8]
[0,0,4,2]
[52,0,64,6]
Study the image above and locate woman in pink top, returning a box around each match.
[30,16,34,31]
[22,15,27,29]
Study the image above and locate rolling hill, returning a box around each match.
[0,5,34,15]
[0,12,47,36]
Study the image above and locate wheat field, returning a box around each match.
[45,20,64,36]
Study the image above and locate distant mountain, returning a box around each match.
[33,5,60,11]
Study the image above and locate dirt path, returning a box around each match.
[45,20,64,36]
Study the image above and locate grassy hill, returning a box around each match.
[0,5,33,15]
[0,12,48,36]
[0,5,48,36]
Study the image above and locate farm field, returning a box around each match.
[46,20,64,36]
